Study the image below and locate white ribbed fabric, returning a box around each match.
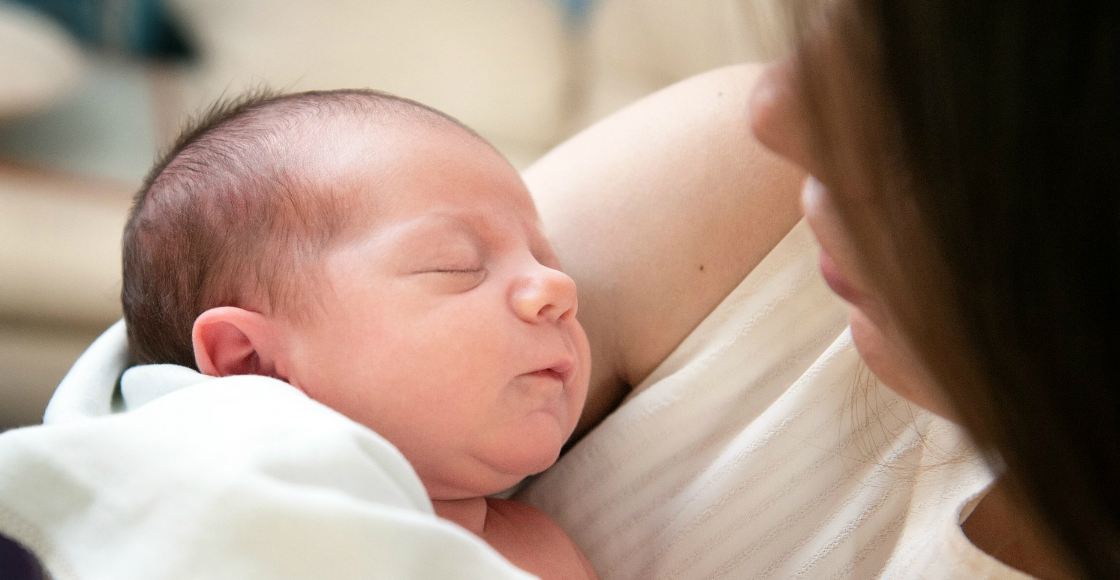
[520,220,1026,579]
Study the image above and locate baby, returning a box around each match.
[121,89,597,580]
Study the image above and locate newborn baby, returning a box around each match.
[121,89,597,580]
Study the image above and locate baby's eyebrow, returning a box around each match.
[386,208,539,257]
[386,213,483,249]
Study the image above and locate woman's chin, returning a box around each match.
[849,308,957,420]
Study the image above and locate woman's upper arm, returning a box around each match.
[526,64,805,434]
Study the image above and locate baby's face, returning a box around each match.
[284,121,591,500]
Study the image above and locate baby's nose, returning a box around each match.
[511,266,578,324]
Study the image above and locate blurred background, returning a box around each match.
[0,0,801,430]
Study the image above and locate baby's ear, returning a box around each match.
[192,307,287,379]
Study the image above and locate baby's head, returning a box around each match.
[123,89,591,499]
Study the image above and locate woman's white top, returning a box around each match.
[0,221,1030,578]
[520,220,1031,579]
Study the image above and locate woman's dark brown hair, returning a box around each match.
[795,0,1119,577]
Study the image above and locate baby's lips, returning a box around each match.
[548,359,575,384]
[525,358,573,385]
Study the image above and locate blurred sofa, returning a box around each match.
[0,0,799,429]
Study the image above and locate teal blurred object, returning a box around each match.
[8,0,191,58]
[558,0,594,23]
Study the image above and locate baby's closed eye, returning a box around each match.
[426,267,484,275]
[413,263,487,292]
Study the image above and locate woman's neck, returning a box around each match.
[431,497,489,535]
[961,480,1075,580]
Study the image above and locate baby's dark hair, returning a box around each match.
[122,88,482,369]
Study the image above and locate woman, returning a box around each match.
[758,2,1119,577]
[526,1,1117,579]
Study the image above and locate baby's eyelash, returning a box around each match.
[432,268,483,275]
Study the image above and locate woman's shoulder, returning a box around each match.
[528,64,805,436]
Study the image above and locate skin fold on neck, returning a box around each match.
[431,497,490,535]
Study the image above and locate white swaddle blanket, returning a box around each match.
[0,324,534,579]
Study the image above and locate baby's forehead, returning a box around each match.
[304,116,518,190]
[307,107,479,150]
[295,115,491,182]
[279,110,537,240]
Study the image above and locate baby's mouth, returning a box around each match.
[526,368,565,383]
[523,358,573,386]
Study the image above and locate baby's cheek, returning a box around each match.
[566,347,593,433]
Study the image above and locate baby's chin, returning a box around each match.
[425,440,565,500]
[496,414,572,473]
